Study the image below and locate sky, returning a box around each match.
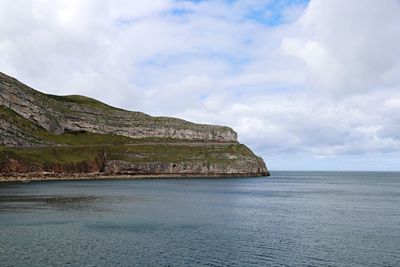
[1,0,400,171]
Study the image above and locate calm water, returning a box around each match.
[0,171,399,266]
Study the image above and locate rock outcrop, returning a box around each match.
[0,72,237,142]
[0,71,269,180]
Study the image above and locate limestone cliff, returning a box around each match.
[0,72,236,142]
[0,71,269,180]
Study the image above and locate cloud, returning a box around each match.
[0,0,400,170]
[280,0,400,96]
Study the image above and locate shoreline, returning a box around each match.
[0,172,269,183]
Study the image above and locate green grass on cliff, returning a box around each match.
[0,143,254,166]
[45,94,121,111]
[0,146,101,164]
[0,105,248,165]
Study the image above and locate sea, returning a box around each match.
[0,171,399,266]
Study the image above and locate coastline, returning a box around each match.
[0,172,269,183]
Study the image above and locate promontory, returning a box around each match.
[0,71,269,181]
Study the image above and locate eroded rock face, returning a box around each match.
[105,158,268,176]
[0,119,45,146]
[0,72,237,142]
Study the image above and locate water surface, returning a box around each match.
[0,171,399,266]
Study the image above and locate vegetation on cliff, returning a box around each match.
[0,71,269,179]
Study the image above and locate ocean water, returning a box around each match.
[0,172,399,266]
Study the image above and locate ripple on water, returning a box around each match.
[0,173,399,266]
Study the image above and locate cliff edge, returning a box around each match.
[0,71,269,181]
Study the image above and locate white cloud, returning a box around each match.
[1,0,400,170]
[281,0,400,96]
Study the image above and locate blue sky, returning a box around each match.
[1,0,400,171]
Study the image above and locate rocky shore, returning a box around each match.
[0,172,267,183]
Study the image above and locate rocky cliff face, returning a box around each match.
[0,71,269,180]
[0,118,44,146]
[0,72,237,142]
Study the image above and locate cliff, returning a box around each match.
[0,72,236,142]
[0,71,269,181]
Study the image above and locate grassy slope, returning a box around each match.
[1,105,251,167]
[0,143,254,165]
[45,94,120,110]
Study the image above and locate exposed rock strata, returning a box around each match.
[0,119,42,146]
[0,72,237,142]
